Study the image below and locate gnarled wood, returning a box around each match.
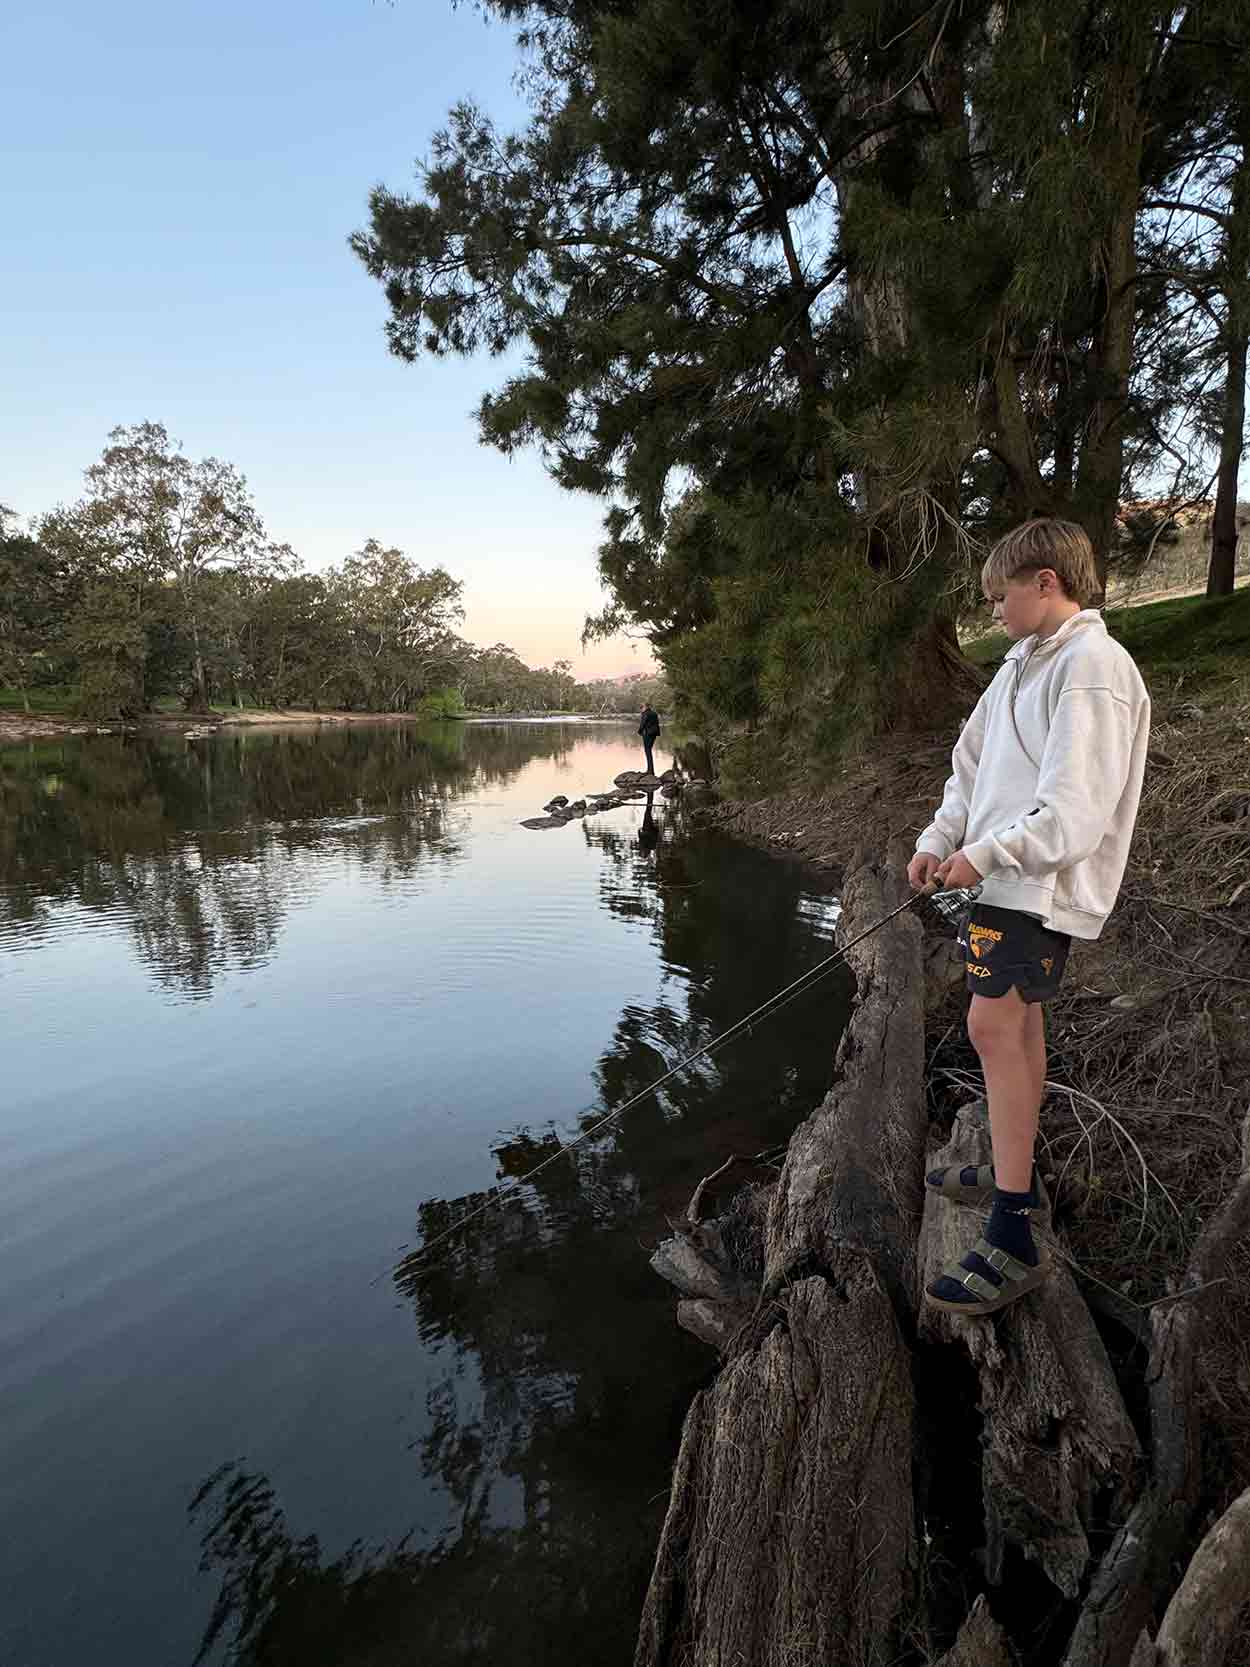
[918,1101,1142,1599]
[1063,1128,1250,1667]
[763,853,928,1315]
[636,850,929,1667]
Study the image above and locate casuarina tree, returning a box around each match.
[353,2,1239,779]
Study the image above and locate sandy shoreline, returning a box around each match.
[0,707,634,744]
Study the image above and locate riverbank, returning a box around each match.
[700,591,1250,1606]
[713,591,1250,1262]
[0,705,639,744]
[643,594,1250,1663]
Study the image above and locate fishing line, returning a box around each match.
[394,877,948,1278]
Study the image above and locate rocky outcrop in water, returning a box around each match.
[522,771,714,828]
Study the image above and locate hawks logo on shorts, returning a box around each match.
[965,922,1003,960]
[956,904,1072,1004]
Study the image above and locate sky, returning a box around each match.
[0,0,650,678]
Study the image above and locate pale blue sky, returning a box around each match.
[0,0,647,675]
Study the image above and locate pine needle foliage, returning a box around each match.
[353,0,1248,773]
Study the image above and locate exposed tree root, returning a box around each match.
[641,855,1250,1667]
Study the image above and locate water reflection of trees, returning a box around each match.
[0,723,584,997]
[191,823,850,1665]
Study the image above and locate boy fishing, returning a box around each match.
[908,518,1150,1315]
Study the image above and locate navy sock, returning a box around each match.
[985,1188,1038,1266]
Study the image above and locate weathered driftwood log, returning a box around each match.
[637,851,929,1667]
[1062,1116,1250,1667]
[649,1177,767,1351]
[918,1101,1142,1599]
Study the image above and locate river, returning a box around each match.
[0,720,852,1666]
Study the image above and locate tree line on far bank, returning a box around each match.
[0,422,668,721]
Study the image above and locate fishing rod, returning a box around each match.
[398,875,950,1276]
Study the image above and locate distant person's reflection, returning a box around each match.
[637,792,659,857]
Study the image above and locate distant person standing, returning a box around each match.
[638,702,661,775]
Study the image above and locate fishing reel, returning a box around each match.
[926,882,983,925]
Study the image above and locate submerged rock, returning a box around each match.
[520,815,570,830]
[614,770,662,789]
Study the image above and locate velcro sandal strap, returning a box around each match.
[937,1164,993,1196]
[972,1238,1033,1283]
[958,1267,1002,1302]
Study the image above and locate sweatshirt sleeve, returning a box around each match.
[915,692,989,862]
[962,685,1138,881]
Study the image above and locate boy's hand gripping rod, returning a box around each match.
[396,873,950,1276]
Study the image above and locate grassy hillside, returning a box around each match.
[966,588,1250,697]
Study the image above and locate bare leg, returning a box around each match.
[1026,1000,1046,1122]
[967,988,1041,1194]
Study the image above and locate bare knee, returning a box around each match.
[967,992,1028,1057]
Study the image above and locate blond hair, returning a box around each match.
[981,518,1098,605]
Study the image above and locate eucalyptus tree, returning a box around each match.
[0,509,75,712]
[45,422,289,713]
[326,539,467,710]
[354,1,1240,773]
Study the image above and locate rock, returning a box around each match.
[660,783,681,798]
[660,768,679,783]
[613,770,662,789]
[565,799,588,816]
[520,815,570,830]
[543,795,569,811]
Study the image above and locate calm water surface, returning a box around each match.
[0,721,851,1666]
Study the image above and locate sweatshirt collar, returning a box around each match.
[1004,607,1105,661]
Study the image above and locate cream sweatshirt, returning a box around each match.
[915,610,1150,939]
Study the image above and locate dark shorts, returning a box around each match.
[957,903,1071,1004]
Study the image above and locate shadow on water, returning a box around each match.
[187,800,851,1665]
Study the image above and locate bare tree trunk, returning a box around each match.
[918,1101,1142,1599]
[187,590,210,714]
[1077,87,1146,598]
[1208,139,1249,598]
[638,851,928,1667]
